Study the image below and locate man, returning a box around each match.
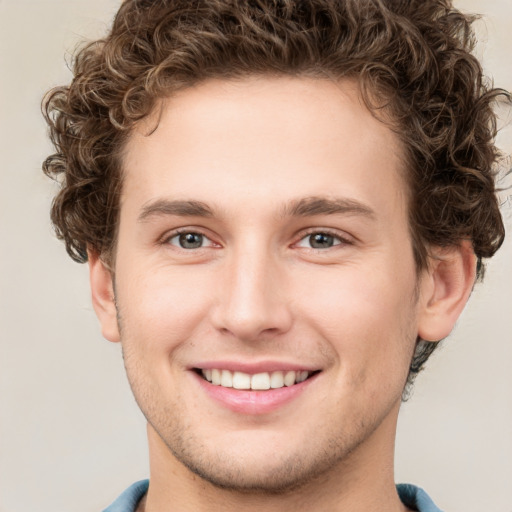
[42,1,508,510]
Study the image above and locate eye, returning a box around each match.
[167,232,214,249]
[296,232,344,249]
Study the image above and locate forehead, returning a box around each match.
[121,76,407,220]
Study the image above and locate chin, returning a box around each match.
[154,420,365,496]
[174,449,337,495]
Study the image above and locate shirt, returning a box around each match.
[103,480,443,511]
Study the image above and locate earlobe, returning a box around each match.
[88,250,120,343]
[417,241,476,342]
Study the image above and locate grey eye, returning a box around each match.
[295,231,344,249]
[170,232,204,249]
[308,233,336,248]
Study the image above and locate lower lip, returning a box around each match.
[192,372,318,415]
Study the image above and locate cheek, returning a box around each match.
[296,261,414,327]
[116,266,214,354]
[293,262,418,373]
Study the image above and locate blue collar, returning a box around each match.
[104,480,442,511]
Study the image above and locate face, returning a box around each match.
[101,77,428,491]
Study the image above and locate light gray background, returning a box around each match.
[1,1,511,511]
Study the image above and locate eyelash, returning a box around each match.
[163,228,219,250]
[161,227,352,251]
[294,228,353,250]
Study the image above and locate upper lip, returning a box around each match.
[190,360,321,374]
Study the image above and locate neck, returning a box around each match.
[140,402,409,512]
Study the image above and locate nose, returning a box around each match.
[210,244,293,342]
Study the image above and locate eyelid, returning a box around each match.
[293,228,354,248]
[161,227,221,248]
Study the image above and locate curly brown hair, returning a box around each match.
[42,0,509,389]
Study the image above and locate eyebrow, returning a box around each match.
[281,196,376,219]
[137,195,376,222]
[138,199,214,222]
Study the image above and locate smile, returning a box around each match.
[199,369,316,390]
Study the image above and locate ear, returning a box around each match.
[88,250,120,343]
[417,241,476,342]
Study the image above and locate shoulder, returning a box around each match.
[102,480,149,512]
[397,483,444,512]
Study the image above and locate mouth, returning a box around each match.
[195,368,320,390]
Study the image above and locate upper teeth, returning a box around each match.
[201,369,311,390]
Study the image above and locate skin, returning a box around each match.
[89,76,476,511]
